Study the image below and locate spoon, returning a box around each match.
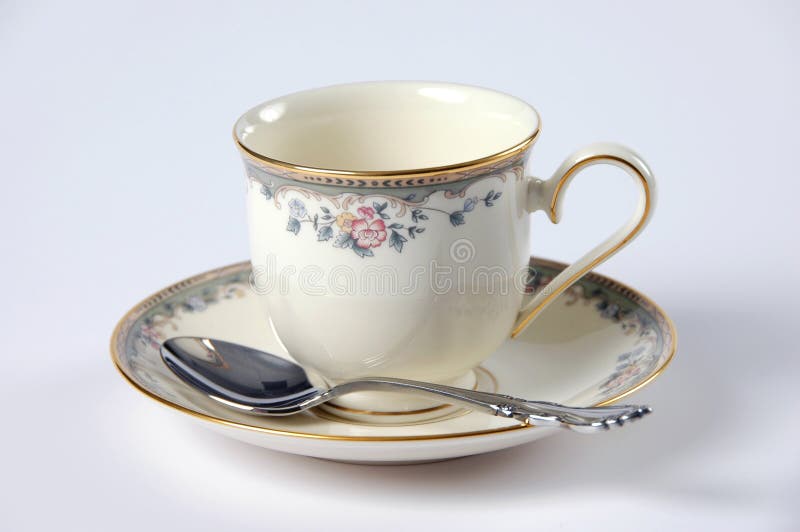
[160,337,652,433]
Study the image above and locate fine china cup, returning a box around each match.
[234,81,655,422]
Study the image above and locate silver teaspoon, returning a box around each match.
[160,337,652,433]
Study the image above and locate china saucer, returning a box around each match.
[111,257,676,464]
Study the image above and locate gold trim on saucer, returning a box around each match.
[323,402,450,416]
[109,258,677,442]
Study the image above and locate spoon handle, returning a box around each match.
[334,378,651,433]
[493,400,652,433]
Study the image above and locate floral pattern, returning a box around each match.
[247,156,522,258]
[351,218,387,249]
[526,262,666,399]
[597,346,649,395]
[275,191,502,258]
[132,278,248,355]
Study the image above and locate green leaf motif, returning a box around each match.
[482,190,501,207]
[372,201,390,219]
[287,217,301,235]
[333,232,354,248]
[317,225,333,241]
[352,245,374,258]
[389,230,407,253]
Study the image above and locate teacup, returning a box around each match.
[234,81,655,422]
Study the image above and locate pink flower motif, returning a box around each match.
[351,218,387,249]
[357,206,375,220]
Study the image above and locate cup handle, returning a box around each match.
[511,142,656,338]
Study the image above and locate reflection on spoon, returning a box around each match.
[161,337,652,433]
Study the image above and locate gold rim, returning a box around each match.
[233,97,540,187]
[323,401,453,417]
[235,128,539,180]
[109,258,677,442]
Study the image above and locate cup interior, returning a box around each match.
[234,81,539,172]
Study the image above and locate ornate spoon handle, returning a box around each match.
[494,400,652,433]
[331,378,652,433]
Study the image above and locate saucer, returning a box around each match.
[111,257,676,464]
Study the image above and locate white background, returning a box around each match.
[1,1,798,530]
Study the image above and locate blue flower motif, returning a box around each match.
[184,296,207,312]
[599,303,621,320]
[288,198,306,218]
[449,211,465,226]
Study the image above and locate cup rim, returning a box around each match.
[233,81,541,179]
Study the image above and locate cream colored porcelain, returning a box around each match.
[234,81,657,420]
[110,258,676,464]
[234,82,538,171]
